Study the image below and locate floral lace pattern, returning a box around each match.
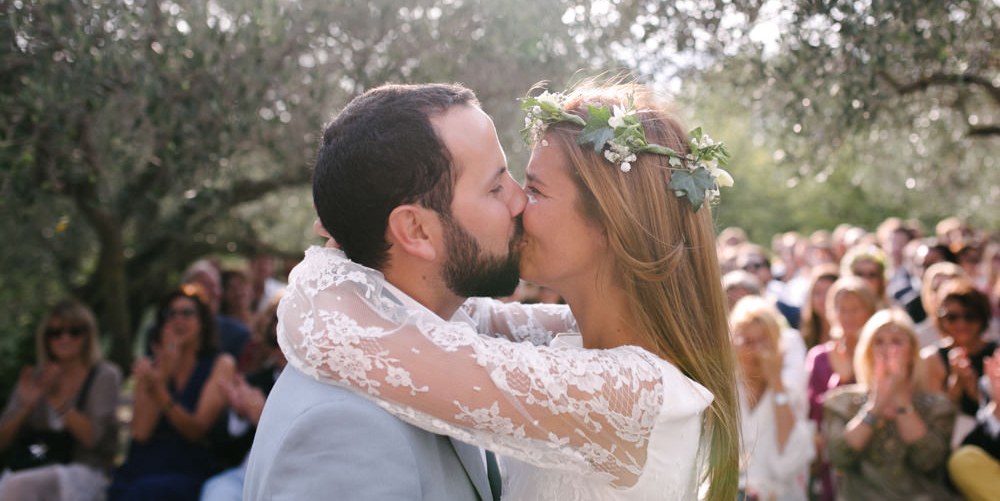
[278,246,712,490]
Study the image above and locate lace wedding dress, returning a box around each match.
[279,247,713,500]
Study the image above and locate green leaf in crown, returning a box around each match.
[519,89,733,212]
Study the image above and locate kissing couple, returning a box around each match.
[245,78,739,500]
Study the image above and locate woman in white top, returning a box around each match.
[280,80,740,499]
[731,296,815,500]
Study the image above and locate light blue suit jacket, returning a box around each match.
[243,365,492,500]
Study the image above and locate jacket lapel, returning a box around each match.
[449,438,494,501]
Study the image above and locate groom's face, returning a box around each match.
[431,105,526,298]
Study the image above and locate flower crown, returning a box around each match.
[520,90,733,211]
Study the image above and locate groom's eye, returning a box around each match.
[489,184,504,194]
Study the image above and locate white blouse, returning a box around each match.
[738,380,816,501]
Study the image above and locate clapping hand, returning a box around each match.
[15,364,59,409]
[221,375,266,424]
[947,347,978,397]
[131,356,163,391]
[757,342,784,390]
[984,355,1000,418]
[870,346,911,419]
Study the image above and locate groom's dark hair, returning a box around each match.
[313,83,479,270]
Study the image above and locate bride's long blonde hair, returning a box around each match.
[544,81,740,500]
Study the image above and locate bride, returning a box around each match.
[279,81,740,500]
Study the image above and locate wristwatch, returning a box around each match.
[773,391,789,406]
[861,410,879,427]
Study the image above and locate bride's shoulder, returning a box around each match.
[617,345,715,417]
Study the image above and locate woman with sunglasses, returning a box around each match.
[108,286,236,500]
[841,245,889,309]
[924,279,996,419]
[0,299,122,500]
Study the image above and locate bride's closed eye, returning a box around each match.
[524,185,542,203]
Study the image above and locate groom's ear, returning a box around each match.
[386,204,440,262]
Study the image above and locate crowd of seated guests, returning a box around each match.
[0,255,291,501]
[719,215,1000,500]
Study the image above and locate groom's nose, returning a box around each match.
[505,173,527,217]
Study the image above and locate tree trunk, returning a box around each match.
[102,229,132,371]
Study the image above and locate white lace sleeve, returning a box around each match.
[459,297,577,346]
[278,247,704,487]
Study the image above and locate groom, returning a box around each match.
[243,83,528,500]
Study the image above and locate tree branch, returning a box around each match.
[969,124,1000,137]
[879,70,1000,105]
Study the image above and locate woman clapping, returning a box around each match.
[732,296,815,500]
[823,309,957,500]
[0,299,122,500]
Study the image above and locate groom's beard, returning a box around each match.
[442,215,522,298]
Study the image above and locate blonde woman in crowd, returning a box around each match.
[731,296,814,501]
[804,276,878,501]
[823,309,957,500]
[0,299,122,500]
[841,245,889,308]
[915,262,968,348]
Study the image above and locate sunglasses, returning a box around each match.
[45,326,87,339]
[938,311,979,324]
[852,271,883,279]
[163,307,198,320]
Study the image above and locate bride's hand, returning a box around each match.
[313,218,340,249]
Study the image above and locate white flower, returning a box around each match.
[701,133,714,146]
[535,92,564,113]
[624,154,637,163]
[604,150,619,163]
[710,167,734,187]
[608,104,627,128]
[620,162,631,172]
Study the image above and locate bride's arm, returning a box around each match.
[279,250,708,486]
[459,297,577,345]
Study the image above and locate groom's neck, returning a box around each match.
[382,260,464,320]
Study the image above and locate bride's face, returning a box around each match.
[519,141,607,293]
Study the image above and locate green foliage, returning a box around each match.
[701,0,999,231]
[577,105,616,151]
[0,0,631,373]
[670,168,717,212]
[2,0,995,384]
